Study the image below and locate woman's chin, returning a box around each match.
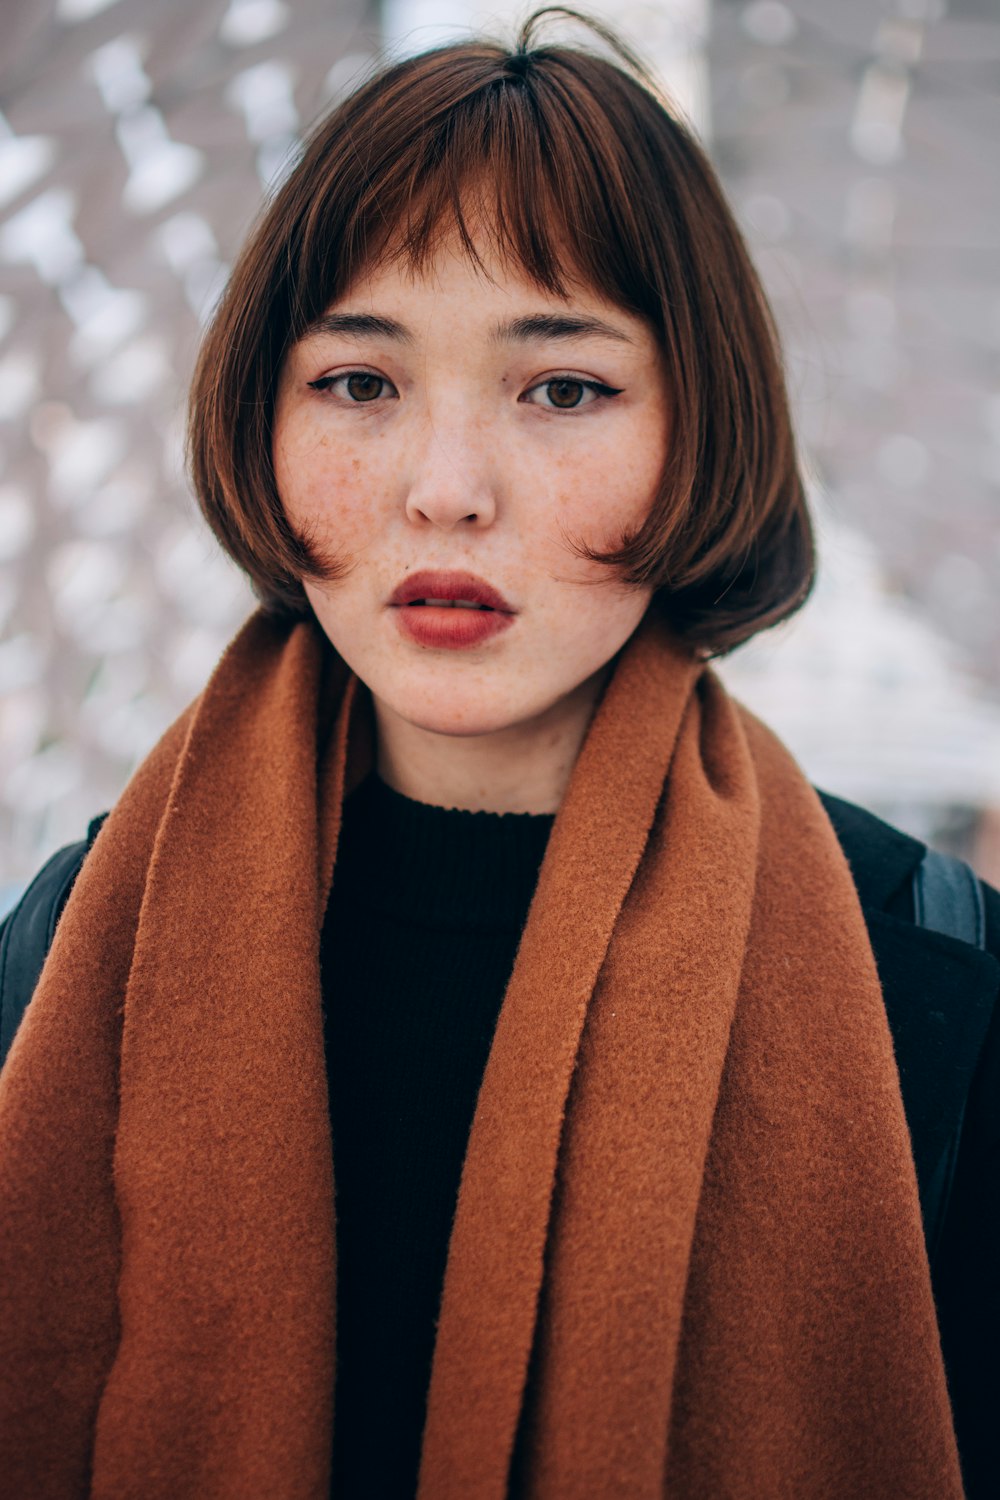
[382,697,533,741]
[372,677,555,742]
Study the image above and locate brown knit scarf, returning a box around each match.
[0,606,963,1499]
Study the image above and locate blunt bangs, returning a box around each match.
[188,9,814,655]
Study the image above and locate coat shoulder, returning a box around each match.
[816,787,1000,956]
[815,788,998,1499]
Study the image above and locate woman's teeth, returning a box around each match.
[413,599,492,610]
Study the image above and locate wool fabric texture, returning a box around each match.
[0,606,963,1499]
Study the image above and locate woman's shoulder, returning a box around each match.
[0,813,108,1062]
[817,788,924,910]
[816,787,1000,955]
[815,789,999,1096]
[4,795,998,1024]
[4,795,998,960]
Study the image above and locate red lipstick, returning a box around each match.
[388,569,517,650]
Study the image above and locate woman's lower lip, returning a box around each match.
[392,604,515,649]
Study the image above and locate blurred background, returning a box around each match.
[1,0,999,911]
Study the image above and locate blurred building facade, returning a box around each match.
[1,0,998,903]
[0,0,379,899]
[708,0,1000,881]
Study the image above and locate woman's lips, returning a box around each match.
[388,569,515,612]
[387,568,517,649]
[393,601,515,650]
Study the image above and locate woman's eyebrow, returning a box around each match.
[304,313,414,342]
[492,313,635,346]
[304,311,634,346]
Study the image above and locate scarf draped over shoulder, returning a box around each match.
[0,607,963,1499]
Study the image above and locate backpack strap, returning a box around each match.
[913,848,986,950]
[910,847,988,1266]
[0,813,108,1069]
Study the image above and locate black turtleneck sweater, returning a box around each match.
[320,772,554,1499]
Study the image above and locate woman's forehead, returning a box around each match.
[323,220,643,333]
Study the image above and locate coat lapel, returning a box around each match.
[817,789,998,1229]
[866,907,998,1222]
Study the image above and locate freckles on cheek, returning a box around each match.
[542,477,645,559]
[331,490,383,555]
[310,485,381,559]
[539,443,654,533]
[277,435,374,539]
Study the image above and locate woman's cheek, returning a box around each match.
[533,470,637,573]
[277,429,388,550]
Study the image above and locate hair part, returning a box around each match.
[188,6,814,656]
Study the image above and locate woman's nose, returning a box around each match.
[403,421,499,531]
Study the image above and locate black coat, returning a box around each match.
[819,792,999,1500]
[1,790,997,1496]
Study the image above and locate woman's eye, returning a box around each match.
[523,377,623,410]
[307,371,394,403]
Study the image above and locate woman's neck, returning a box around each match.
[370,663,612,815]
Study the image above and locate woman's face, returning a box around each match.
[272,234,671,744]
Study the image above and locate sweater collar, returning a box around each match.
[334,773,554,932]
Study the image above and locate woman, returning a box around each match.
[0,9,996,1498]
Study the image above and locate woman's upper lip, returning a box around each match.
[388,570,516,612]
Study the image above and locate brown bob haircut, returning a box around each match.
[188,6,814,655]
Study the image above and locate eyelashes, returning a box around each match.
[306,371,624,410]
[307,371,388,403]
[522,377,623,410]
